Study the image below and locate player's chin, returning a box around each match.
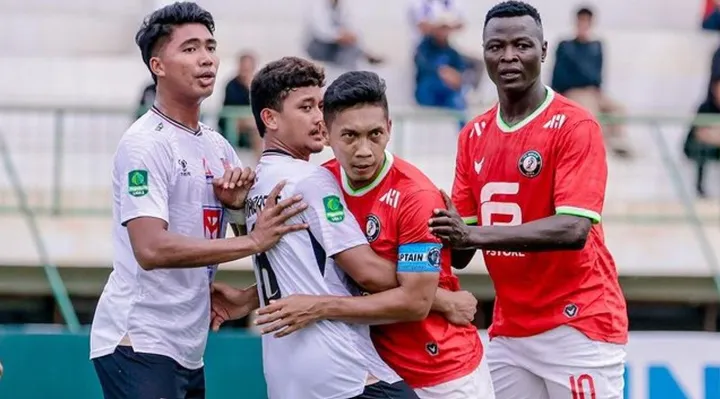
[306,140,326,154]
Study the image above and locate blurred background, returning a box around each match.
[0,0,719,397]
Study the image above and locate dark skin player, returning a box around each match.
[428,13,592,267]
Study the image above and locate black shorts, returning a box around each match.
[351,380,419,399]
[92,346,205,399]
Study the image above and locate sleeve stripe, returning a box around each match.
[556,206,601,224]
[462,216,478,225]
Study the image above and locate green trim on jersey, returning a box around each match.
[462,216,478,225]
[496,87,555,133]
[341,151,395,197]
[556,206,601,224]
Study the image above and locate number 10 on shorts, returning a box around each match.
[569,374,596,399]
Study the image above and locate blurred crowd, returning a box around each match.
[137,0,720,197]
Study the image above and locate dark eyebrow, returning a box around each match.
[179,37,216,47]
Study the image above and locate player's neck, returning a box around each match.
[263,137,311,161]
[346,153,387,191]
[497,82,547,126]
[153,89,201,131]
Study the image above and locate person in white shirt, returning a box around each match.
[209,56,419,399]
[89,3,307,399]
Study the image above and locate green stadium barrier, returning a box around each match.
[0,330,267,399]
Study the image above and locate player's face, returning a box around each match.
[327,105,391,185]
[483,16,546,93]
[275,86,325,156]
[152,23,218,101]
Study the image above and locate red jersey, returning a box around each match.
[324,152,482,388]
[452,89,628,344]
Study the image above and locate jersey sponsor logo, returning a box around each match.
[397,243,442,272]
[365,214,381,243]
[518,150,542,178]
[564,303,579,318]
[474,158,484,174]
[379,188,400,208]
[127,169,149,197]
[543,113,567,129]
[178,159,191,176]
[322,195,345,223]
[484,250,526,257]
[425,342,439,356]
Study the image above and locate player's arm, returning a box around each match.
[315,190,442,323]
[433,120,603,252]
[120,140,305,269]
[220,137,250,237]
[448,122,479,269]
[296,171,399,293]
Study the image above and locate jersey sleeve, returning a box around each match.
[294,168,368,257]
[451,122,478,225]
[397,189,443,273]
[115,136,173,226]
[553,119,607,224]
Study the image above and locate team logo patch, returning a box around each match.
[427,246,441,268]
[425,342,439,356]
[518,150,542,178]
[322,195,345,223]
[127,169,149,197]
[563,303,578,318]
[365,214,381,242]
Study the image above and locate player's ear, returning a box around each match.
[386,118,393,138]
[260,108,278,132]
[541,41,548,63]
[149,57,165,79]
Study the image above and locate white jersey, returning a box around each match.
[90,107,242,369]
[245,150,401,399]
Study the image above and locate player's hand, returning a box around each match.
[213,166,255,210]
[250,181,309,252]
[428,190,472,248]
[254,295,325,338]
[443,290,478,326]
[210,282,257,332]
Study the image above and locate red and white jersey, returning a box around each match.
[452,88,628,344]
[324,152,483,388]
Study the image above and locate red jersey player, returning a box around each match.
[254,71,494,398]
[428,2,628,399]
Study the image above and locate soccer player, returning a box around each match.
[89,3,307,399]
[212,56,420,399]
[248,71,494,399]
[428,2,628,398]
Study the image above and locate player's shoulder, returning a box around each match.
[546,91,600,127]
[391,155,437,192]
[457,104,499,145]
[321,158,342,179]
[118,111,173,152]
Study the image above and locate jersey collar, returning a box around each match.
[341,150,394,197]
[496,86,554,133]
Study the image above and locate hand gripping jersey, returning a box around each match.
[245,150,400,399]
[324,151,483,388]
[90,107,240,369]
[452,88,628,344]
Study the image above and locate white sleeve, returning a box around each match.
[115,135,173,226]
[294,168,367,257]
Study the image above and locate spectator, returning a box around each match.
[414,11,466,118]
[551,7,632,158]
[702,0,720,31]
[684,46,720,197]
[219,51,262,160]
[304,0,383,73]
[408,0,483,104]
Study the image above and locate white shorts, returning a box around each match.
[414,355,495,399]
[487,326,626,399]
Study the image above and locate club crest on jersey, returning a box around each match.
[518,150,542,178]
[563,303,579,318]
[365,214,381,243]
[322,195,345,223]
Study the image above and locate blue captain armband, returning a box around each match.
[397,243,442,273]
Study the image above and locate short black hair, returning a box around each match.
[576,7,594,18]
[250,57,325,137]
[484,1,543,28]
[323,71,389,126]
[135,2,215,83]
